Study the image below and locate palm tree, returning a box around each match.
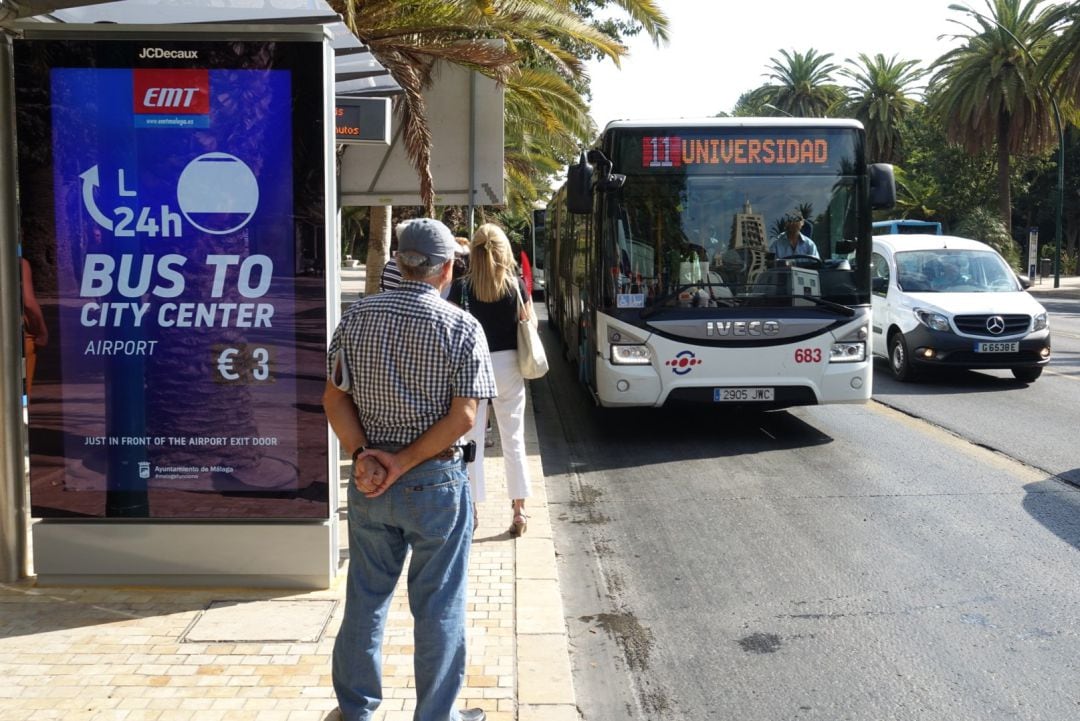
[504,66,593,215]
[753,49,845,118]
[929,0,1061,232]
[1041,0,1080,103]
[332,0,662,214]
[330,1,669,281]
[891,166,941,222]
[840,53,927,164]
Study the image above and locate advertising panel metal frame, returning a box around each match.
[15,25,334,525]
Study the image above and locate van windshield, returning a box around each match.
[894,249,1019,293]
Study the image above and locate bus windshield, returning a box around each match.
[604,173,865,310]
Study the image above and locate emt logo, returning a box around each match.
[133,69,210,128]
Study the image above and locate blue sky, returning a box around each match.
[584,0,977,128]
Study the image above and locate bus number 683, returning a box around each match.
[794,348,822,363]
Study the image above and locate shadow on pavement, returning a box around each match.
[1022,476,1080,552]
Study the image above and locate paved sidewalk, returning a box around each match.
[0,266,578,721]
[1024,273,1080,299]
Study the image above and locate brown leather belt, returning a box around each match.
[430,446,460,461]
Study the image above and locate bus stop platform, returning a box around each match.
[0,267,577,721]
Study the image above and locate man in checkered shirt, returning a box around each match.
[323,218,495,721]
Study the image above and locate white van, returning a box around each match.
[870,234,1051,382]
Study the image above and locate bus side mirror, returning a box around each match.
[869,163,896,210]
[566,155,594,214]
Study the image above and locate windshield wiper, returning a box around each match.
[791,295,856,317]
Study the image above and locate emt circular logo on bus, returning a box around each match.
[176,152,260,235]
[666,350,702,375]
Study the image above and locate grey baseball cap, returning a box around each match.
[395,218,457,266]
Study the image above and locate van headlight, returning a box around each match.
[1033,312,1048,331]
[914,308,950,332]
[611,344,652,365]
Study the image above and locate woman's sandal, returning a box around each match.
[509,510,528,537]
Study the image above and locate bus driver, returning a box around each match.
[769,215,819,260]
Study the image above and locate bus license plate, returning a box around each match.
[975,342,1018,353]
[714,387,774,402]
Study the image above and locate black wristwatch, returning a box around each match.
[351,445,366,463]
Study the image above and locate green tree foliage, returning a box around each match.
[1042,1,1080,103]
[331,0,657,214]
[839,53,927,164]
[747,49,845,118]
[953,206,1022,267]
[928,0,1061,231]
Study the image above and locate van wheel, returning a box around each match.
[1012,367,1042,383]
[888,333,917,382]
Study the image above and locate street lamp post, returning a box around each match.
[958,4,1065,287]
[762,103,794,118]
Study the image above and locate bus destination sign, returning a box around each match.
[642,135,829,168]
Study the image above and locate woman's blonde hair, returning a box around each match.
[467,223,519,302]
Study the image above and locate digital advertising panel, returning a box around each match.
[14,31,331,520]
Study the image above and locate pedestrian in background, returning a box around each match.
[379,235,403,292]
[323,217,495,721]
[439,236,471,300]
[450,223,535,537]
[515,240,534,298]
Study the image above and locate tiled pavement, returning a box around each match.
[0,392,577,721]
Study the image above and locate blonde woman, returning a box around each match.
[449,224,534,536]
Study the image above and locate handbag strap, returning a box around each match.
[512,278,528,320]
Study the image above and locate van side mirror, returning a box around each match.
[1017,273,1032,289]
[869,163,896,210]
[566,154,593,214]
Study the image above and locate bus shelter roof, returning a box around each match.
[13,0,401,97]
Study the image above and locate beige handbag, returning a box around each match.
[514,283,549,379]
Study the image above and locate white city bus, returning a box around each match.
[546,118,896,408]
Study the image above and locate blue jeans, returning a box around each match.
[333,457,474,721]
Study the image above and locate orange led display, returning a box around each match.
[643,136,830,167]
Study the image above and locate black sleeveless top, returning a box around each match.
[449,277,527,352]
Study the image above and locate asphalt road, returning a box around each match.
[532,299,1080,721]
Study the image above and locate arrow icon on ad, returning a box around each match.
[79,165,114,231]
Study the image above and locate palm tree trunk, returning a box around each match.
[365,205,392,296]
[997,111,1011,234]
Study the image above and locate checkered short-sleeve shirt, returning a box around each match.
[327,280,496,447]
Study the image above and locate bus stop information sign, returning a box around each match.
[14,32,330,520]
[335,96,390,144]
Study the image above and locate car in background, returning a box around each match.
[870,234,1051,382]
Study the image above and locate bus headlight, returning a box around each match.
[611,344,652,365]
[1034,312,1048,331]
[829,341,866,363]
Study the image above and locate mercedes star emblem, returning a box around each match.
[985,315,1006,335]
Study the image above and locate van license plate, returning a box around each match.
[975,342,1018,353]
[715,387,775,402]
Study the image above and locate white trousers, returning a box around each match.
[465,349,532,503]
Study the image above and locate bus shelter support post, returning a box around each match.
[0,33,29,583]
